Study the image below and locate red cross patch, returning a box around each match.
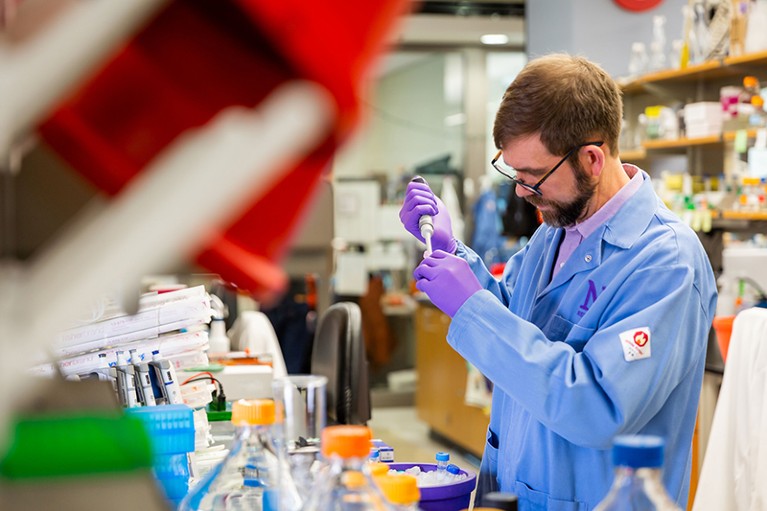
[619,327,651,362]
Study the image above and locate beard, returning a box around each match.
[524,160,596,228]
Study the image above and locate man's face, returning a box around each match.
[502,134,597,228]
[524,159,596,227]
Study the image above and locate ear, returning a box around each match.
[583,143,605,178]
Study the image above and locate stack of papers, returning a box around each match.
[54,286,213,357]
[33,286,214,378]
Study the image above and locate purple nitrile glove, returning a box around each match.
[399,180,457,254]
[413,250,482,317]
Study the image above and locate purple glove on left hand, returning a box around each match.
[399,180,457,254]
[414,250,482,317]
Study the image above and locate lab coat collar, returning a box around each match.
[601,170,657,250]
[542,169,656,291]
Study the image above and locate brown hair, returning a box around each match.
[492,53,622,157]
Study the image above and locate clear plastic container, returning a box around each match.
[594,435,681,511]
[302,425,392,511]
[435,452,449,479]
[179,399,301,511]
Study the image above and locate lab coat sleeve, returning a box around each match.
[447,263,709,448]
[456,241,525,306]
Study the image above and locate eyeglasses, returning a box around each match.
[491,141,604,196]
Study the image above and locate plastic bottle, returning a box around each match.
[208,317,231,355]
[435,452,449,481]
[593,435,681,511]
[179,399,301,511]
[377,474,421,511]
[302,425,392,511]
[749,95,767,127]
[745,0,767,54]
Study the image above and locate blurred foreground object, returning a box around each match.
[0,0,409,473]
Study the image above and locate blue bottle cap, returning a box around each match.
[612,435,664,468]
[446,463,461,475]
[435,451,449,462]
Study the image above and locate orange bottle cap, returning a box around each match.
[377,474,420,505]
[321,425,373,458]
[231,399,276,426]
[369,462,390,478]
[342,471,367,488]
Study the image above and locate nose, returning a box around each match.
[514,182,536,198]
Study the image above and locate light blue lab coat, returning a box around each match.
[449,171,717,511]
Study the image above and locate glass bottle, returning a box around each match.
[594,435,681,511]
[179,399,300,511]
[377,474,421,511]
[303,425,392,511]
[628,42,649,78]
[649,15,667,71]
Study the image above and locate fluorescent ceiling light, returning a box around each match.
[481,34,509,45]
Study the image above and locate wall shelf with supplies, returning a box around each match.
[619,50,767,94]
[623,129,760,155]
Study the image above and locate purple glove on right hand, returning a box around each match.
[399,180,457,254]
[414,250,482,317]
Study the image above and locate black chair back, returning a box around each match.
[310,302,371,425]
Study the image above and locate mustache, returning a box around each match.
[525,196,551,208]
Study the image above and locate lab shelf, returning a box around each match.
[635,130,759,153]
[642,135,721,150]
[710,212,767,234]
[620,148,647,161]
[619,50,767,93]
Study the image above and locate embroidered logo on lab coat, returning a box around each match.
[619,327,651,361]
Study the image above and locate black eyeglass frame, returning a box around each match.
[491,141,604,196]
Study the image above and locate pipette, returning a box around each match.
[411,176,434,255]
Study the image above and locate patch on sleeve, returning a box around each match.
[619,327,651,362]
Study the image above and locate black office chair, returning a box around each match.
[310,302,371,425]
